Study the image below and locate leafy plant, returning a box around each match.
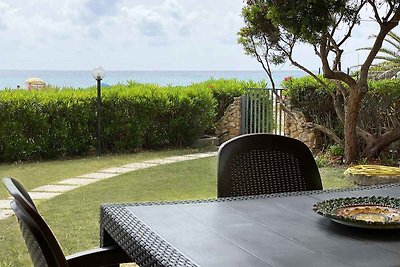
[0,79,265,162]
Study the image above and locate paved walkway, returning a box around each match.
[0,151,217,221]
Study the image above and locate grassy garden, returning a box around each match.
[0,78,388,266]
[0,149,352,267]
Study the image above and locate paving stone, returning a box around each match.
[32,184,79,193]
[78,172,118,179]
[58,178,98,186]
[163,155,197,162]
[0,199,12,209]
[0,210,13,220]
[28,192,61,200]
[120,162,158,170]
[99,167,135,174]
[186,152,217,159]
[142,158,178,165]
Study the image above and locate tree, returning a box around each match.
[358,31,400,79]
[238,0,400,164]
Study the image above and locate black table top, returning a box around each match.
[100,183,400,267]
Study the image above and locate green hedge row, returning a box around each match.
[282,76,400,144]
[0,79,265,162]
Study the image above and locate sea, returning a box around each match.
[0,70,309,90]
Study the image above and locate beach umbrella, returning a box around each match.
[25,77,45,85]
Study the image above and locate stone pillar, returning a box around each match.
[284,107,317,150]
[215,97,242,143]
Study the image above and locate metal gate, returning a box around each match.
[241,88,285,135]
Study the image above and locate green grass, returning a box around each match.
[320,166,353,189]
[0,148,203,199]
[0,156,354,267]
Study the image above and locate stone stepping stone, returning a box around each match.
[98,167,135,174]
[32,184,79,193]
[79,172,118,179]
[120,162,158,170]
[0,209,13,220]
[163,155,197,162]
[142,158,178,165]
[186,152,217,159]
[28,192,61,200]
[0,199,12,209]
[58,178,98,186]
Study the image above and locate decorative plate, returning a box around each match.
[313,196,400,229]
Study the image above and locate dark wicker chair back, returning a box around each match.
[217,134,322,197]
[3,177,36,209]
[10,200,68,267]
[2,177,131,267]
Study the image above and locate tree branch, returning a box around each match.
[368,0,382,24]
[337,3,366,47]
[320,34,358,86]
[305,122,343,145]
[359,8,400,90]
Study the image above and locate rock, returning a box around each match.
[192,136,219,148]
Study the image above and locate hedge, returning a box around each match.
[282,76,400,145]
[0,79,265,162]
[190,79,267,121]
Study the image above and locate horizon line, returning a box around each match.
[0,69,308,72]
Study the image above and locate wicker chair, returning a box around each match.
[3,177,37,209]
[2,177,132,267]
[217,134,322,197]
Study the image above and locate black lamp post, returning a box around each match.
[92,67,105,157]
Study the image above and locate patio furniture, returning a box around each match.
[2,177,132,267]
[217,133,322,197]
[100,183,400,267]
[3,177,36,209]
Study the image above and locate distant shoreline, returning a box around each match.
[0,69,309,90]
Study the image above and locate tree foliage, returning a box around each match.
[239,0,400,164]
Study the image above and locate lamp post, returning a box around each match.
[92,67,105,157]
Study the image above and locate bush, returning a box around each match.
[0,82,216,162]
[283,76,400,150]
[328,144,344,157]
[0,79,264,162]
[193,78,267,121]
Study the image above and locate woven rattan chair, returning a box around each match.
[217,133,322,197]
[2,177,132,267]
[3,177,37,209]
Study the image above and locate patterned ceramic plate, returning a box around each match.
[313,196,400,229]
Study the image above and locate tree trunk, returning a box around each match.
[344,87,362,164]
[362,129,400,158]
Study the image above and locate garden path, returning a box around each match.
[0,151,217,221]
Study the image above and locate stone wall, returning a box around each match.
[215,97,318,151]
[284,108,317,150]
[215,97,242,143]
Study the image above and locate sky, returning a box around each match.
[0,0,388,71]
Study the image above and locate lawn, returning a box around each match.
[0,148,202,199]
[0,153,352,267]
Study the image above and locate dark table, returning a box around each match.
[100,183,400,267]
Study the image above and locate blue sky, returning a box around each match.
[0,0,382,71]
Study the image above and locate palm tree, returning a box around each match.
[357,31,400,79]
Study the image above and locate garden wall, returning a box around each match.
[215,97,242,143]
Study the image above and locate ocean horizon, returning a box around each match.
[0,69,310,90]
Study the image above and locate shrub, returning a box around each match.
[328,144,344,157]
[283,76,400,150]
[0,82,216,162]
[0,79,264,162]
[194,78,267,121]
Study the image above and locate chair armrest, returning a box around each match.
[66,245,132,267]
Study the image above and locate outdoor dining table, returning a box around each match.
[100,183,400,267]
